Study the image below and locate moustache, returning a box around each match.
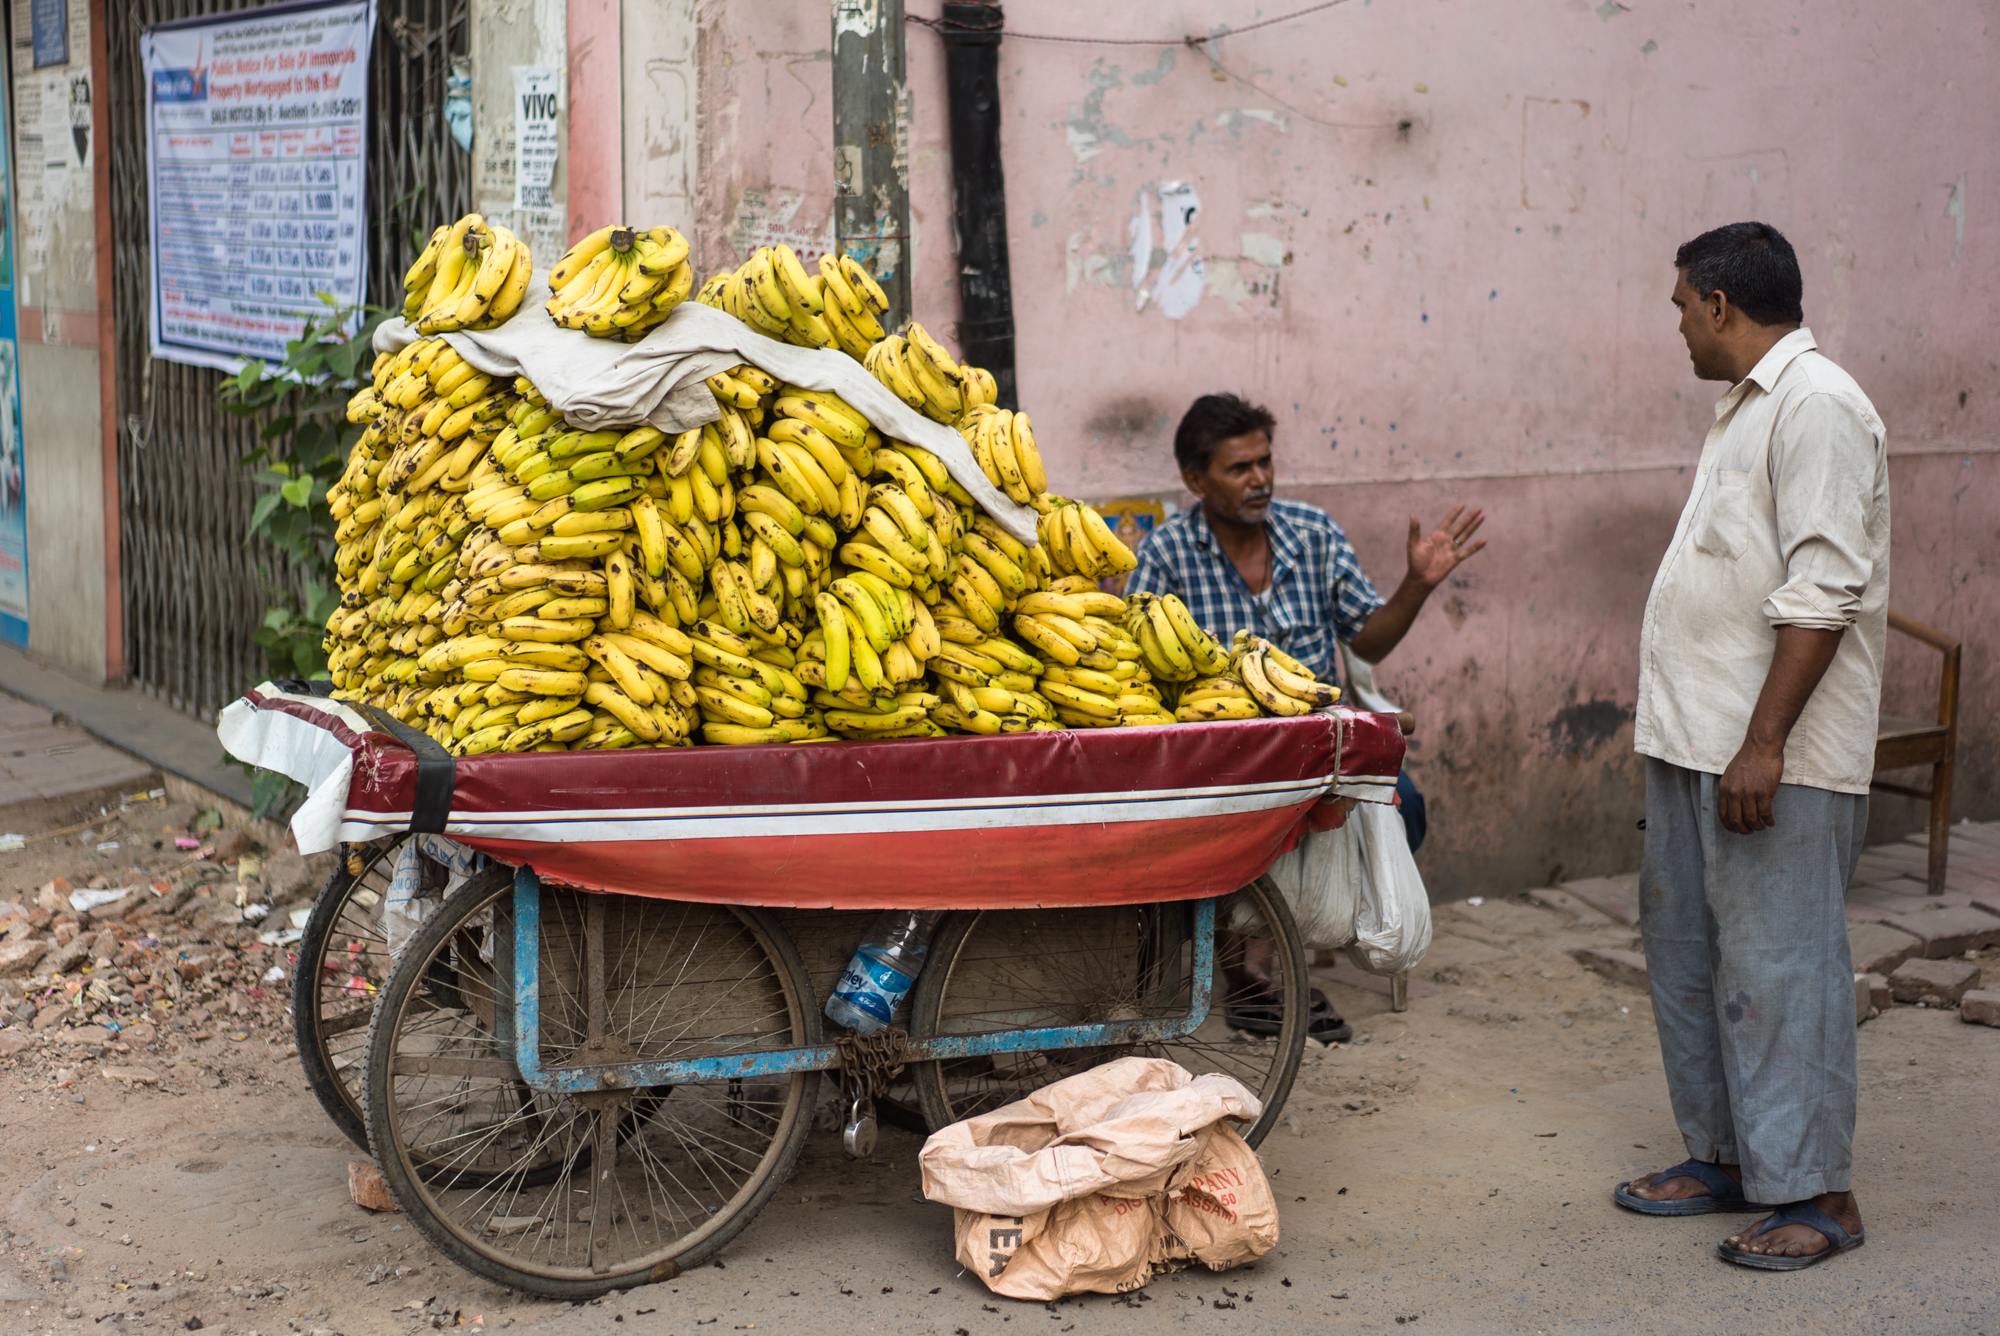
[1241,490,1273,505]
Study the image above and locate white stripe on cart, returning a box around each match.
[335,774,1333,844]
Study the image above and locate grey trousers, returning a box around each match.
[1638,758,1866,1204]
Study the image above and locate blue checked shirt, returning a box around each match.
[1124,500,1384,682]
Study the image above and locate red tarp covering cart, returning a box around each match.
[223,684,1405,908]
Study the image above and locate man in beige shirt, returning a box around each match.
[1610,222,1888,1271]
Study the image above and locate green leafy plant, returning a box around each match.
[217,295,389,683]
[218,297,388,821]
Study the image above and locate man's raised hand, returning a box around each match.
[1407,504,1488,589]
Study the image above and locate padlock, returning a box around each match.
[841,1093,877,1159]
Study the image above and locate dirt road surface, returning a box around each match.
[5,869,1997,1336]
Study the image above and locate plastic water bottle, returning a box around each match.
[825,910,945,1034]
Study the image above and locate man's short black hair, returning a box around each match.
[1174,393,1276,476]
[1674,221,1803,327]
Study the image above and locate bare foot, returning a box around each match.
[1623,1161,1743,1203]
[1723,1191,1862,1258]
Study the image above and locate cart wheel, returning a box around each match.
[907,882,1308,1146]
[292,838,409,1149]
[363,874,821,1298]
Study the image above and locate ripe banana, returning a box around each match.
[1256,639,1341,706]
[1238,648,1312,717]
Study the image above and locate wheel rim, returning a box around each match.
[371,884,816,1289]
[909,887,1306,1146]
[298,840,402,1142]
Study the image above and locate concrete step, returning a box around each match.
[0,645,252,809]
[1558,874,1640,926]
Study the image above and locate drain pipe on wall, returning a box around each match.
[938,1,1018,409]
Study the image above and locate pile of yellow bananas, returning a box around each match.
[326,221,1348,753]
[695,244,892,357]
[862,321,1000,423]
[1167,631,1342,722]
[544,225,696,341]
[403,214,534,334]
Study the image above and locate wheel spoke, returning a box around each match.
[368,881,818,1294]
[910,893,1305,1146]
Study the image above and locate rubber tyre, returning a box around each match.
[907,885,1308,1147]
[362,871,821,1298]
[292,837,405,1149]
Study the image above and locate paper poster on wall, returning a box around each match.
[30,0,68,69]
[511,66,558,211]
[142,0,376,372]
[0,48,29,645]
[507,66,565,262]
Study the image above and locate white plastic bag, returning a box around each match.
[1344,800,1432,975]
[1233,640,1429,968]
[1253,827,1361,951]
[383,835,483,960]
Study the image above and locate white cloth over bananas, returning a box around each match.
[374,299,1039,546]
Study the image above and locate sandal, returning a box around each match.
[1226,988,1352,1044]
[1717,1201,1865,1270]
[1613,1158,1774,1216]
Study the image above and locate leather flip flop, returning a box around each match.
[1717,1201,1865,1270]
[1613,1158,1774,1216]
[1226,988,1352,1043]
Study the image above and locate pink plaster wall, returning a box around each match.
[682,0,1997,895]
[567,0,624,241]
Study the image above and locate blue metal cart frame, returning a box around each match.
[504,865,1217,1096]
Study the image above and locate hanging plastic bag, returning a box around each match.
[1345,799,1432,974]
[383,835,484,961]
[1242,822,1362,951]
[1233,641,1428,965]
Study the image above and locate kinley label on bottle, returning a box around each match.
[835,954,916,1023]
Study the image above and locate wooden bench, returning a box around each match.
[1872,608,1961,895]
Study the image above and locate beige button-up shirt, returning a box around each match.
[1635,328,1889,794]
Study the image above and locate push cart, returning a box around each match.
[224,686,1404,1298]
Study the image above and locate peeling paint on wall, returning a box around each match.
[1064,62,1148,165]
[832,0,878,40]
[1133,182,1204,318]
[1945,173,1965,267]
[1239,231,1286,268]
[1214,107,1290,135]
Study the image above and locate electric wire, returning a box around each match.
[907,0,1355,49]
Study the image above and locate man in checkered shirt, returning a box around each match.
[1126,394,1488,834]
[1127,394,1487,1039]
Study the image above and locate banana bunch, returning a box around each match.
[403,214,535,333]
[800,575,940,699]
[681,618,828,744]
[864,322,971,424]
[696,245,890,355]
[1230,632,1342,718]
[1122,591,1231,684]
[1174,674,1261,722]
[545,224,694,341]
[329,221,1339,755]
[925,632,1060,734]
[1034,497,1140,581]
[957,405,1049,506]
